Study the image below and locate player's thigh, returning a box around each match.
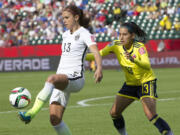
[141,97,156,120]
[110,95,134,117]
[141,79,158,119]
[49,102,65,125]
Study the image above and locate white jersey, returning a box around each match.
[56,27,96,79]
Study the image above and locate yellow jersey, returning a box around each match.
[86,40,156,85]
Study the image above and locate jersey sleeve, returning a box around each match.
[86,41,114,61]
[82,31,96,47]
[134,46,151,70]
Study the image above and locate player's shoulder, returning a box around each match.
[108,40,121,47]
[79,27,91,34]
[134,41,147,55]
[62,30,70,37]
[133,41,145,48]
[78,27,93,40]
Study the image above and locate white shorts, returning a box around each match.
[49,73,85,107]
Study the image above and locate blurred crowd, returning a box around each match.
[0,0,179,47]
[88,0,180,34]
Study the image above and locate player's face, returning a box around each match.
[62,11,77,30]
[119,27,134,47]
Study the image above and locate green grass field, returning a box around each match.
[0,68,180,135]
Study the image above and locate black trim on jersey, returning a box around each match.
[81,46,88,73]
[123,46,134,54]
[133,42,141,48]
[68,76,83,80]
[68,46,88,81]
[114,40,121,45]
[123,41,143,55]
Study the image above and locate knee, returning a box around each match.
[47,74,56,84]
[109,109,121,118]
[50,114,62,126]
[146,113,157,121]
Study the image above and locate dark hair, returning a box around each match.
[63,5,90,28]
[121,22,147,43]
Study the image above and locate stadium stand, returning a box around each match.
[0,0,179,47]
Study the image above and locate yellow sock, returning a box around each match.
[25,98,45,118]
[25,82,54,119]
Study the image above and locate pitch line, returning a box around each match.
[77,96,114,106]
[77,96,180,107]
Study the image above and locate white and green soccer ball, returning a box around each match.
[9,87,31,109]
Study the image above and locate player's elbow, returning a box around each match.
[134,60,151,70]
[85,53,95,61]
[139,64,151,70]
[85,57,90,61]
[143,63,151,70]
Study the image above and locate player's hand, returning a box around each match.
[94,68,103,83]
[124,51,134,62]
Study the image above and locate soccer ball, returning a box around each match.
[9,87,31,109]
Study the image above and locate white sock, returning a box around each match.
[53,121,72,135]
[118,127,128,135]
[37,82,54,101]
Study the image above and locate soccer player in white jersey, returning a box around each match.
[18,4,103,135]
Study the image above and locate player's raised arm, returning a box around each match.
[86,42,114,61]
[89,44,103,83]
[133,46,151,70]
[124,45,151,70]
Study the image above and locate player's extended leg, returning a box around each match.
[141,97,173,135]
[19,74,69,124]
[110,95,134,135]
[50,102,72,135]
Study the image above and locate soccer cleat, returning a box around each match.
[18,112,31,124]
[164,131,174,135]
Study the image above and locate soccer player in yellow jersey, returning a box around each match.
[86,22,173,135]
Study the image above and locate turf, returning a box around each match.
[0,68,180,135]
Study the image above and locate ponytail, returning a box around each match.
[121,22,147,43]
[63,5,90,29]
[79,9,90,28]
